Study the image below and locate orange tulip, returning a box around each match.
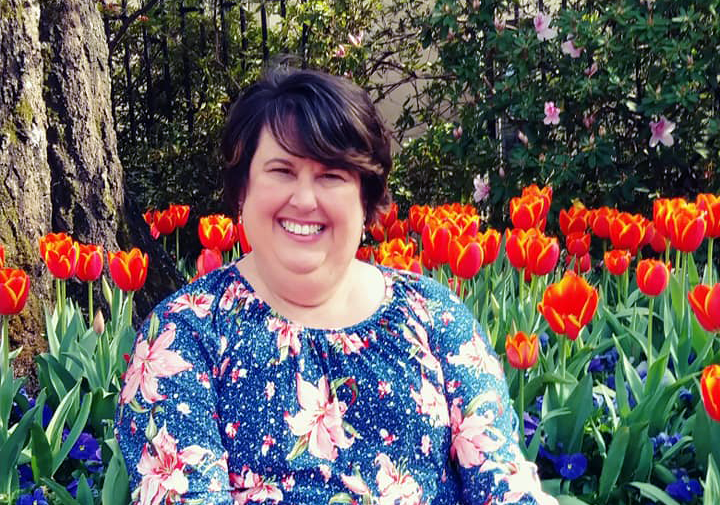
[108,248,149,292]
[697,194,720,238]
[559,205,589,236]
[408,205,430,234]
[509,194,546,230]
[525,232,559,277]
[196,248,223,278]
[478,228,501,267]
[505,331,539,369]
[448,236,484,279]
[537,271,599,340]
[604,249,631,276]
[522,184,552,207]
[76,244,104,282]
[609,212,646,254]
[235,222,252,254]
[153,208,177,236]
[688,283,720,333]
[378,202,398,229]
[636,259,670,297]
[39,233,78,280]
[701,364,720,422]
[653,198,685,239]
[386,219,409,241]
[380,253,422,275]
[0,268,30,315]
[566,232,591,258]
[667,203,706,253]
[421,221,451,265]
[170,204,191,228]
[505,228,529,270]
[377,238,416,262]
[589,206,616,239]
[447,214,479,238]
[198,215,235,252]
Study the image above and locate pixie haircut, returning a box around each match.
[221,67,392,224]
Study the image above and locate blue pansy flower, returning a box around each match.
[67,478,94,498]
[16,489,49,505]
[17,464,34,489]
[554,453,588,480]
[666,476,702,502]
[69,432,102,462]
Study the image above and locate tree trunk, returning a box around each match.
[0,0,183,382]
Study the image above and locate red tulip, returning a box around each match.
[0,268,30,315]
[198,215,235,252]
[609,212,646,254]
[142,210,154,225]
[525,232,560,277]
[701,364,720,422]
[589,206,617,239]
[505,228,529,270]
[448,214,479,238]
[368,222,385,242]
[408,205,430,234]
[636,259,670,297]
[604,250,631,276]
[378,202,398,229]
[688,283,720,333]
[509,194,546,230]
[380,253,422,275]
[566,252,591,274]
[420,250,436,271]
[537,271,599,340]
[196,248,223,278]
[235,222,252,254]
[170,204,191,228]
[566,232,591,258]
[521,184,552,209]
[559,205,589,236]
[76,244,104,282]
[697,194,720,238]
[478,228,501,266]
[377,238,415,262]
[356,245,375,262]
[153,208,177,236]
[448,236,484,279]
[386,219,409,241]
[108,248,149,292]
[667,203,706,253]
[39,233,78,280]
[505,331,539,369]
[653,198,685,239]
[421,221,451,265]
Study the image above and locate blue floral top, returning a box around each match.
[115,263,557,505]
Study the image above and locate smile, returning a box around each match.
[279,219,325,236]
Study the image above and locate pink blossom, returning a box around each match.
[649,116,676,147]
[446,329,504,378]
[498,461,559,505]
[284,374,354,460]
[494,17,506,33]
[267,317,302,357]
[534,12,557,41]
[167,293,214,318]
[121,323,193,404]
[229,468,283,505]
[584,62,598,77]
[410,377,450,427]
[449,401,505,468]
[473,174,490,203]
[326,331,365,354]
[543,101,560,125]
[375,453,424,505]
[348,31,364,47]
[219,280,252,310]
[335,44,347,58]
[561,39,583,58]
[136,426,210,505]
[341,474,371,495]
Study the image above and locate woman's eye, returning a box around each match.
[322,172,345,181]
[270,167,292,175]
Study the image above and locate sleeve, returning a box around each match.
[425,281,558,505]
[114,289,234,505]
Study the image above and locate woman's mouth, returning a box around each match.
[279,219,325,236]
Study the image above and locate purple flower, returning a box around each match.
[16,489,49,505]
[666,472,702,502]
[68,432,101,462]
[67,478,94,498]
[649,116,676,147]
[18,464,34,489]
[555,453,588,480]
[473,174,490,203]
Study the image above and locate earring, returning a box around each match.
[238,214,243,224]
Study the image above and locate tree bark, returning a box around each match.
[0,0,183,381]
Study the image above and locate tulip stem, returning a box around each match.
[647,296,655,369]
[708,238,714,285]
[88,281,94,326]
[518,372,526,450]
[175,228,180,266]
[519,268,526,301]
[560,337,567,381]
[1,315,8,375]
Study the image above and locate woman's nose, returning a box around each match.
[288,176,318,211]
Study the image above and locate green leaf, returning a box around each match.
[704,453,720,505]
[52,391,92,475]
[40,477,80,505]
[629,482,682,505]
[102,438,130,505]
[30,422,53,480]
[557,496,592,505]
[76,474,94,505]
[0,391,43,491]
[598,426,630,502]
[329,493,355,504]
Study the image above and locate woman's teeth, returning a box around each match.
[280,220,324,236]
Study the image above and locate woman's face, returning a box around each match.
[241,127,364,281]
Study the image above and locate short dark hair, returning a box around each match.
[221,67,392,224]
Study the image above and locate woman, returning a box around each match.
[115,67,557,505]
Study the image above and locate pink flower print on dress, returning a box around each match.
[219,280,251,310]
[341,473,371,495]
[261,434,276,456]
[446,328,504,378]
[449,400,505,468]
[649,116,676,147]
[229,467,284,505]
[281,474,295,491]
[267,316,302,360]
[561,39,583,58]
[319,464,332,482]
[120,323,192,404]
[380,428,398,445]
[543,101,560,125]
[375,453,425,505]
[166,293,214,318]
[403,317,444,383]
[326,331,365,354]
[284,374,355,461]
[378,380,392,398]
[497,460,559,505]
[420,435,432,456]
[410,377,450,427]
[136,425,210,505]
[534,12,557,41]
